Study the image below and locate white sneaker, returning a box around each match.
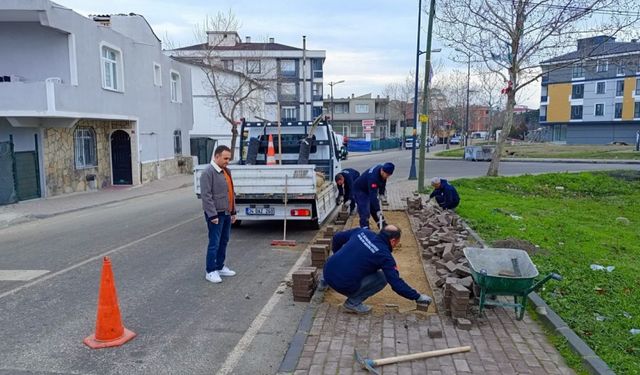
[218,266,236,277]
[205,271,222,283]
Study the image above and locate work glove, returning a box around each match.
[342,200,351,208]
[416,294,432,306]
[336,196,343,205]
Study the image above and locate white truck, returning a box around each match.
[194,119,344,228]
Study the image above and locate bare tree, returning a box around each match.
[476,69,505,135]
[437,0,640,176]
[382,71,416,144]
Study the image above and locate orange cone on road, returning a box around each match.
[266,134,276,165]
[84,256,136,349]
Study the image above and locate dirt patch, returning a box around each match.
[323,211,436,315]
[492,237,548,256]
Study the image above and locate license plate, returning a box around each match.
[246,207,275,215]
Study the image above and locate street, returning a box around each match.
[0,154,637,374]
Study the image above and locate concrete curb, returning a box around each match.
[459,220,615,375]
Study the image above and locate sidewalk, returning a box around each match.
[0,174,193,228]
[285,178,576,375]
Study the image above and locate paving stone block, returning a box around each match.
[456,318,472,330]
[428,328,443,338]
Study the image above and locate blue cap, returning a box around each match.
[382,162,395,174]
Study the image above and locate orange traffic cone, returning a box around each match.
[84,256,136,349]
[266,134,276,165]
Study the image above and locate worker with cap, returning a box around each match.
[429,177,460,210]
[323,225,432,314]
[335,168,360,214]
[353,163,394,229]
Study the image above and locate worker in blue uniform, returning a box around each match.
[334,168,360,214]
[353,163,394,229]
[429,177,460,210]
[323,225,432,314]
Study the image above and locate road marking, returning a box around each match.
[0,270,49,281]
[216,246,311,375]
[0,215,200,300]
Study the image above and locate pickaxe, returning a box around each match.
[354,346,471,374]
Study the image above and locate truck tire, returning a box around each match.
[246,138,260,165]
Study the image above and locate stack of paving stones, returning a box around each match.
[334,206,349,225]
[407,195,477,322]
[291,267,318,302]
[309,226,335,268]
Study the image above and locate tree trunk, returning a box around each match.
[229,123,238,160]
[487,84,516,176]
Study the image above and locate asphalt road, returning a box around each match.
[344,146,639,184]
[0,188,317,375]
[0,153,637,375]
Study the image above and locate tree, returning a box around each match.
[382,71,416,143]
[437,0,639,176]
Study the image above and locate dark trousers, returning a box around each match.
[205,213,231,273]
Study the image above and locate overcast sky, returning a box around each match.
[56,0,540,108]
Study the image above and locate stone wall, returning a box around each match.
[43,119,134,196]
[140,155,193,184]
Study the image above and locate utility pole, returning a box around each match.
[455,49,472,147]
[409,0,423,181]
[328,80,345,124]
[418,0,437,192]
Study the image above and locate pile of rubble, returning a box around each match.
[407,195,476,328]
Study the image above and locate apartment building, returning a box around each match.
[0,1,193,204]
[169,32,325,161]
[540,36,640,144]
[324,94,391,140]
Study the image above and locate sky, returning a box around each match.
[55,0,540,108]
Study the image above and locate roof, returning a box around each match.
[175,42,302,52]
[541,41,640,64]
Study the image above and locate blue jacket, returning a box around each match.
[324,228,420,301]
[337,168,360,201]
[429,179,460,209]
[353,164,387,213]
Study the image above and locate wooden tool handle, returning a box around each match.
[374,346,471,366]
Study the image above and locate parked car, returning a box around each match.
[450,136,461,145]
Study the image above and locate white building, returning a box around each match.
[169,32,325,162]
[0,0,193,204]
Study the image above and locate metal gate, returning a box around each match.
[14,151,41,201]
[111,130,132,185]
[0,141,17,204]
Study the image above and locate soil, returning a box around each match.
[492,237,548,256]
[323,211,436,315]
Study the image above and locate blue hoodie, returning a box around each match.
[336,168,360,202]
[429,179,460,209]
[353,164,387,214]
[324,228,420,301]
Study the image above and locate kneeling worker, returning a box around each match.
[323,225,432,314]
[335,168,360,214]
[429,177,460,210]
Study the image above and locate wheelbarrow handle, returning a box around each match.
[551,273,563,281]
[526,272,563,295]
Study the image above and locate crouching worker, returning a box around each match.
[323,225,432,314]
[429,177,460,210]
[335,168,360,214]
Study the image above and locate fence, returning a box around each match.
[348,138,401,152]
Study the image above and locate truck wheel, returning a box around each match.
[232,220,242,227]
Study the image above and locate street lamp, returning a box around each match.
[455,48,471,147]
[328,80,345,123]
[408,0,424,181]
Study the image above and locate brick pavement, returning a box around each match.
[291,177,575,375]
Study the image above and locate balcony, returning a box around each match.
[0,81,48,113]
[312,94,323,102]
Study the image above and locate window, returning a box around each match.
[635,102,640,118]
[246,59,261,74]
[595,103,605,116]
[279,59,296,76]
[312,106,323,118]
[572,63,585,78]
[311,58,323,78]
[281,106,297,122]
[355,104,369,113]
[101,45,123,91]
[636,78,640,95]
[334,103,349,114]
[222,59,234,70]
[570,105,583,120]
[173,130,182,154]
[614,103,623,119]
[596,82,605,94]
[312,83,322,99]
[616,64,625,75]
[170,71,182,102]
[153,63,162,86]
[74,127,97,169]
[571,84,584,99]
[596,59,608,72]
[616,80,624,96]
[279,82,297,100]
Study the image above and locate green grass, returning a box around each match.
[435,143,640,159]
[427,171,640,374]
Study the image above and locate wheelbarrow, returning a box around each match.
[463,247,562,320]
